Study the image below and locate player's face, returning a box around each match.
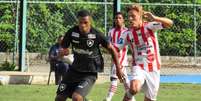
[128,10,142,29]
[78,16,91,33]
[115,14,124,28]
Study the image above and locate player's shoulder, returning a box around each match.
[122,27,129,33]
[123,28,131,35]
[66,26,79,34]
[108,28,115,33]
[70,26,79,31]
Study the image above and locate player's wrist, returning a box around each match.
[152,15,158,21]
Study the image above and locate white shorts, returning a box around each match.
[130,66,160,100]
[110,64,128,80]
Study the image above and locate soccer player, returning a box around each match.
[55,10,122,101]
[115,4,173,101]
[104,12,135,101]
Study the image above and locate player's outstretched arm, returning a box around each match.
[144,11,173,28]
[106,43,124,82]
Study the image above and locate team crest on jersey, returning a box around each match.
[87,39,94,47]
[59,83,66,92]
[88,34,96,39]
[72,32,80,37]
[118,38,123,44]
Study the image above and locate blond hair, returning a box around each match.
[127,4,144,16]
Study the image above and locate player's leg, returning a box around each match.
[123,79,141,101]
[55,83,69,101]
[122,67,136,101]
[55,94,68,101]
[123,66,145,101]
[104,65,118,101]
[72,92,83,101]
[143,71,160,101]
[72,76,96,101]
[55,70,79,101]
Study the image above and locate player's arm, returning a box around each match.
[106,43,125,82]
[144,11,173,28]
[98,31,125,82]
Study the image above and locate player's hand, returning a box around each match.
[58,48,69,57]
[63,48,69,55]
[116,66,126,83]
[58,48,64,58]
[143,11,156,21]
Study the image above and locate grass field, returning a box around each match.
[0,83,201,101]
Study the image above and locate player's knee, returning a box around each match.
[55,95,66,101]
[72,92,83,101]
[130,80,141,95]
[129,88,138,95]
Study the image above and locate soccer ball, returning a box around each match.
[62,54,74,65]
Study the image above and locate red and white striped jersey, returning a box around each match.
[116,22,164,72]
[108,27,129,66]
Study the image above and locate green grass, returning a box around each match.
[0,83,201,101]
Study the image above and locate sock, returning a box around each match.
[123,90,133,101]
[106,80,118,100]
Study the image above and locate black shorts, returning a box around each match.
[56,69,97,98]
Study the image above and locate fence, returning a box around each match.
[0,1,201,82]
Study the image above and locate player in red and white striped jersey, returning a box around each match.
[115,4,173,101]
[104,12,135,101]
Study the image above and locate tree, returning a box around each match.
[0,3,16,52]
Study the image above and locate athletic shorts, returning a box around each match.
[110,64,128,79]
[130,66,160,100]
[56,69,97,98]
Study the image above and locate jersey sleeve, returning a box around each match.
[61,29,72,48]
[146,21,164,31]
[114,30,129,50]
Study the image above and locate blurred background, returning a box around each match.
[0,0,201,82]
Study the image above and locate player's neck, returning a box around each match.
[79,26,91,34]
[133,22,142,30]
[115,25,124,30]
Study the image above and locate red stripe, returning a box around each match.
[120,47,126,65]
[141,24,148,43]
[109,85,117,92]
[147,49,154,72]
[113,45,119,52]
[112,29,117,43]
[117,28,121,39]
[117,29,122,60]
[148,63,153,72]
[132,29,140,45]
[148,29,160,70]
[127,35,136,65]
[139,64,144,70]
